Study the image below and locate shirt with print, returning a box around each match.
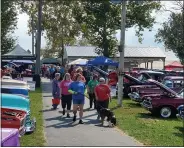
[87,80,99,94]
[95,84,110,101]
[60,80,72,95]
[68,81,86,100]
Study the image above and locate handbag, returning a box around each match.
[52,98,60,105]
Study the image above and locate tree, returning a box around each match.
[21,0,82,64]
[155,1,184,64]
[76,37,91,46]
[74,0,161,57]
[1,0,19,54]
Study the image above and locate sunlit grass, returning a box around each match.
[109,98,184,146]
[20,87,46,146]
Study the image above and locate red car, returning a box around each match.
[141,80,184,118]
[129,76,184,102]
[1,108,26,136]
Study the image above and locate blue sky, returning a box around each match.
[13,1,179,60]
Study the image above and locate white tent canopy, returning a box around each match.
[68,58,88,65]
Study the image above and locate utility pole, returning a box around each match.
[61,23,64,65]
[35,0,43,75]
[117,0,126,107]
[31,14,34,56]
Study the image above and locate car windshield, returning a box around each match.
[162,80,173,88]
[137,74,147,82]
[173,80,184,88]
[178,90,184,98]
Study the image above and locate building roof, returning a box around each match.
[65,46,166,58]
[4,44,32,56]
[65,46,99,57]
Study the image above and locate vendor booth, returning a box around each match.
[88,56,119,66]
[164,61,184,71]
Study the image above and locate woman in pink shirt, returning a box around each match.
[60,73,73,117]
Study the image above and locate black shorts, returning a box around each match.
[96,99,109,113]
[61,94,72,110]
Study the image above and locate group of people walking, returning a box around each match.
[52,66,111,124]
[41,64,65,80]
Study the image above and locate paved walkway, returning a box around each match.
[41,78,142,146]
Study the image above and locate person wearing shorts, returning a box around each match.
[60,73,72,118]
[68,73,86,124]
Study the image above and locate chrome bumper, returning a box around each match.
[176,114,184,120]
[25,117,36,133]
[141,100,153,110]
[128,92,141,102]
[19,127,26,137]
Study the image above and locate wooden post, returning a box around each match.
[151,61,153,69]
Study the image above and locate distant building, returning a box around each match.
[139,49,180,70]
[64,45,167,70]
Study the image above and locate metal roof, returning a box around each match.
[65,46,99,57]
[65,46,166,58]
[4,44,32,56]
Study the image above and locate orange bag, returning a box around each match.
[52,98,60,105]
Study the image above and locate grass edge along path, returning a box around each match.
[20,87,46,146]
[109,98,183,146]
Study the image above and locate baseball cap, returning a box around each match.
[99,77,105,82]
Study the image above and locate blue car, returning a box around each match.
[1,85,29,99]
[1,93,36,133]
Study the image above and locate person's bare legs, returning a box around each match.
[78,104,84,124]
[79,104,84,119]
[73,104,78,121]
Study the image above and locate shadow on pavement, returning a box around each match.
[45,116,79,128]
[40,108,60,113]
[45,115,64,121]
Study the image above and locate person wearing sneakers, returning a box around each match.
[60,73,73,118]
[94,77,111,119]
[68,73,86,124]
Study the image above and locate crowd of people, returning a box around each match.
[51,65,111,124]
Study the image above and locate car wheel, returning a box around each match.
[160,107,172,118]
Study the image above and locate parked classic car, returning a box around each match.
[1,107,26,136]
[115,74,156,97]
[176,104,184,120]
[129,76,184,102]
[1,79,30,90]
[1,85,29,99]
[137,71,165,82]
[141,80,184,118]
[1,93,36,133]
[162,76,184,92]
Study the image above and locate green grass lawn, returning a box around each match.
[20,87,46,146]
[109,98,184,146]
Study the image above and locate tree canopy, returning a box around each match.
[155,2,184,64]
[21,0,82,63]
[22,0,161,58]
[1,0,19,54]
[74,0,161,57]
